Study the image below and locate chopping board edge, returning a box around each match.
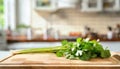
[0,53,120,65]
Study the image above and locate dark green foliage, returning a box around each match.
[56,38,111,60]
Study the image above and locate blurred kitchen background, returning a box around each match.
[0,0,120,59]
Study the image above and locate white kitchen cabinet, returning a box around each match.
[57,0,78,9]
[103,0,120,12]
[81,0,120,12]
[81,0,103,12]
[33,0,120,12]
[33,0,57,11]
[34,0,79,10]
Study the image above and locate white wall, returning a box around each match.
[33,9,120,35]
[4,0,16,30]
[4,0,32,30]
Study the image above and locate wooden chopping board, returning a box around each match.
[0,53,120,65]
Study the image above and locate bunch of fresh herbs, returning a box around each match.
[14,38,111,61]
[56,38,111,60]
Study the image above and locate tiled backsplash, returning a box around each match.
[32,9,120,35]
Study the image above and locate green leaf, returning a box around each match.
[77,38,82,43]
[69,55,76,60]
[94,44,104,53]
[56,50,64,57]
[61,40,68,46]
[0,0,3,5]
[0,5,4,13]
[101,50,111,58]
[79,51,91,61]
[16,24,30,29]
[91,54,97,58]
[82,44,93,51]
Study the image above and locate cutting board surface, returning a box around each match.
[0,53,119,65]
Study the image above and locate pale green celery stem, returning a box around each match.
[14,46,66,54]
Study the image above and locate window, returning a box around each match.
[4,0,31,31]
[0,0,4,30]
[4,0,16,30]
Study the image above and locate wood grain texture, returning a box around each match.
[0,53,119,65]
[0,66,119,69]
[0,53,119,69]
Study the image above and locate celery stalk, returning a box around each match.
[13,46,65,54]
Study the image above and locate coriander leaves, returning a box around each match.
[56,38,111,61]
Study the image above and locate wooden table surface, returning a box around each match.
[0,52,119,69]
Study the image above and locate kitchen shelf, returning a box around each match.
[7,35,120,43]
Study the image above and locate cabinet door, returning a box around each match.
[81,0,103,12]
[33,0,57,11]
[58,0,78,8]
[103,0,120,12]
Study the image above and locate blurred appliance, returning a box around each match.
[0,30,7,50]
